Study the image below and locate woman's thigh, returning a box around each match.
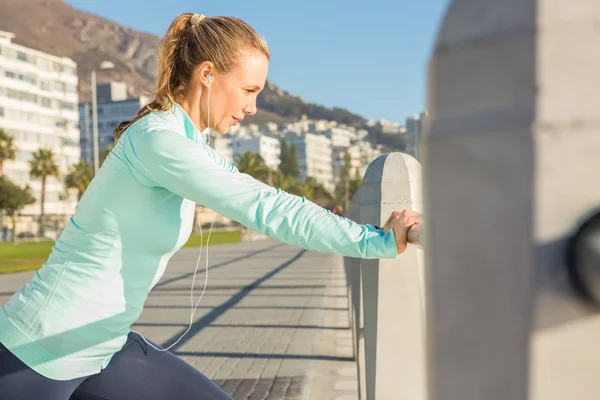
[71,332,232,400]
[0,343,86,400]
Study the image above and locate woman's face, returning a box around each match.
[205,49,269,134]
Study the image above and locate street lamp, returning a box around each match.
[91,61,115,174]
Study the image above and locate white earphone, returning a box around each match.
[131,70,219,352]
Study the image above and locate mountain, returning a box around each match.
[0,0,406,150]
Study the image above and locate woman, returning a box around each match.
[0,13,422,400]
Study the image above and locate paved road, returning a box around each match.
[0,239,359,400]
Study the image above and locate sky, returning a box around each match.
[66,0,449,125]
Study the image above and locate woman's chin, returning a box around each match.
[212,124,228,135]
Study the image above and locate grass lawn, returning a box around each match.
[0,230,242,275]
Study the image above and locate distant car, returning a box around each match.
[17,232,35,239]
[200,221,227,229]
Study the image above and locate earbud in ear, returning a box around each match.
[207,74,213,84]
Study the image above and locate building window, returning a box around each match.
[16,151,32,162]
[0,107,4,118]
[4,70,37,85]
[53,81,66,92]
[44,192,59,202]
[60,101,75,110]
[63,138,79,147]
[39,58,52,72]
[41,80,52,91]
[41,97,52,108]
[6,109,40,124]
[16,51,27,61]
[6,88,38,104]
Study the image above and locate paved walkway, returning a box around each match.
[0,239,359,400]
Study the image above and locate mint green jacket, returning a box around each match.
[0,103,397,380]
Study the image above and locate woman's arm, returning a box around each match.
[123,128,398,259]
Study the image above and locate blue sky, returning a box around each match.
[67,0,449,125]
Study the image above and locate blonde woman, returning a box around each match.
[0,13,421,400]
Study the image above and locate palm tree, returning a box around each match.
[235,152,270,182]
[297,182,316,201]
[301,177,333,203]
[30,149,59,238]
[66,160,93,201]
[271,169,300,195]
[0,128,17,177]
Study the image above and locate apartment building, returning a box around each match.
[232,135,281,169]
[332,144,363,183]
[79,82,149,165]
[0,31,80,236]
[285,132,334,193]
[406,112,427,160]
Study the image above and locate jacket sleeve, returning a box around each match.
[123,128,398,259]
[204,143,239,174]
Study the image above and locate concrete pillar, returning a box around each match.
[424,1,600,399]
[343,189,365,399]
[347,152,427,400]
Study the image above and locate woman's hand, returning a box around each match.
[382,210,422,254]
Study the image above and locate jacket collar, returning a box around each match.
[172,102,210,145]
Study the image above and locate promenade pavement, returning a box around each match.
[0,239,359,400]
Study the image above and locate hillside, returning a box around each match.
[0,0,406,150]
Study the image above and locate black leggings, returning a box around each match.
[0,332,232,400]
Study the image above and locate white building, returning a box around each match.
[285,132,334,193]
[357,141,383,177]
[406,112,427,160]
[211,135,234,165]
[332,144,362,183]
[327,126,357,148]
[0,31,81,236]
[79,82,149,165]
[232,135,281,169]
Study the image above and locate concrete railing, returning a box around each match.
[344,152,427,400]
[345,1,600,400]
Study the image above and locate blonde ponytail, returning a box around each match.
[113,13,270,143]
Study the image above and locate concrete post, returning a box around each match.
[424,1,600,399]
[343,188,365,398]
[346,152,427,400]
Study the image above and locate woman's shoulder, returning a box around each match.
[126,107,184,138]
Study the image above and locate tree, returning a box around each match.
[278,140,300,178]
[0,177,35,242]
[29,148,59,238]
[66,161,93,201]
[301,176,333,205]
[0,129,16,177]
[297,181,315,201]
[349,167,363,201]
[235,151,270,182]
[271,169,300,195]
[334,150,353,205]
